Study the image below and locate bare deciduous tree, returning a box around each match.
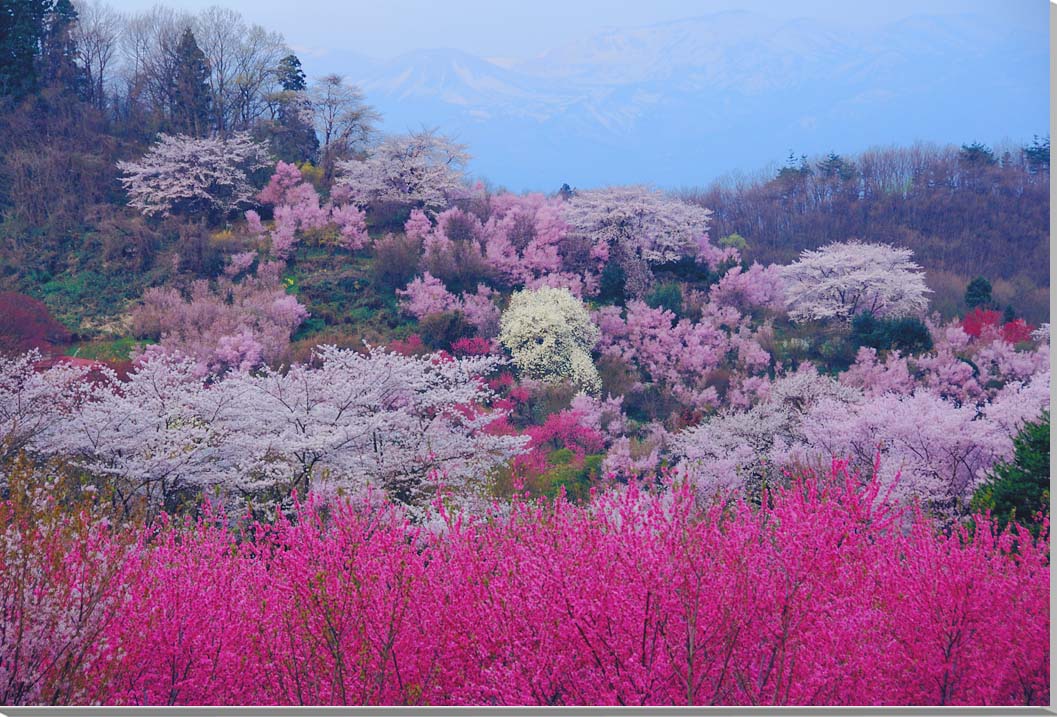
[311,74,380,181]
[72,0,122,111]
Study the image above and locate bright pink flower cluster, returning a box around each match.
[1,462,1047,706]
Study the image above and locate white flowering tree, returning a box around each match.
[562,186,714,296]
[218,345,526,511]
[670,367,862,496]
[499,286,602,394]
[779,241,931,323]
[35,354,231,513]
[0,352,94,463]
[336,129,470,213]
[30,346,526,515]
[117,132,269,218]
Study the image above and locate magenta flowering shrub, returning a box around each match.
[0,462,1047,706]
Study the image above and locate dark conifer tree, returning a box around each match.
[170,27,211,137]
[258,53,318,162]
[40,0,85,96]
[0,0,49,98]
[276,54,307,92]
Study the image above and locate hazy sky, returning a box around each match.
[100,0,1044,61]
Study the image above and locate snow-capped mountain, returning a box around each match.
[304,11,1047,191]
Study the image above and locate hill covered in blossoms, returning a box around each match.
[0,0,1049,707]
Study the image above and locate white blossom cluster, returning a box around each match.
[3,347,527,515]
[117,132,269,217]
[499,286,602,395]
[336,130,470,213]
[779,241,931,323]
[562,186,713,295]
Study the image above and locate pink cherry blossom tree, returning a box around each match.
[130,260,308,376]
[780,241,931,322]
[796,391,1024,515]
[117,132,269,218]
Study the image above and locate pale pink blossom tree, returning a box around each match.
[796,391,1023,515]
[0,351,94,462]
[337,130,470,213]
[208,345,528,512]
[671,367,861,496]
[561,186,713,296]
[27,346,527,515]
[780,241,931,322]
[117,132,269,218]
[130,260,308,376]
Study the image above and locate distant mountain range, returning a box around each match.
[303,11,1048,192]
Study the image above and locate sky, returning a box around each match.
[100,0,1044,64]
[99,0,1049,189]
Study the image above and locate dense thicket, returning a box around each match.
[0,460,1048,706]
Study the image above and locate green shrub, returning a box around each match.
[645,281,683,317]
[850,312,933,355]
[971,412,1049,538]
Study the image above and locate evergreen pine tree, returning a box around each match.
[0,0,49,98]
[964,276,992,309]
[170,27,211,137]
[971,412,1050,538]
[40,0,84,95]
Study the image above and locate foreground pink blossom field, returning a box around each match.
[1,461,1047,706]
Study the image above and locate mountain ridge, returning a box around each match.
[304,10,1047,191]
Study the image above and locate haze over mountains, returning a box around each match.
[304,10,1046,191]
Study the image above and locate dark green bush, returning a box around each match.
[971,412,1049,538]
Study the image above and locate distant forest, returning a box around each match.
[682,141,1050,322]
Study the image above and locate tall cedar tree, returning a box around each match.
[39,0,82,94]
[0,0,49,98]
[276,54,306,92]
[265,53,318,163]
[170,27,211,137]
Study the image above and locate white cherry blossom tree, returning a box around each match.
[117,132,269,217]
[336,129,470,213]
[780,241,931,323]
